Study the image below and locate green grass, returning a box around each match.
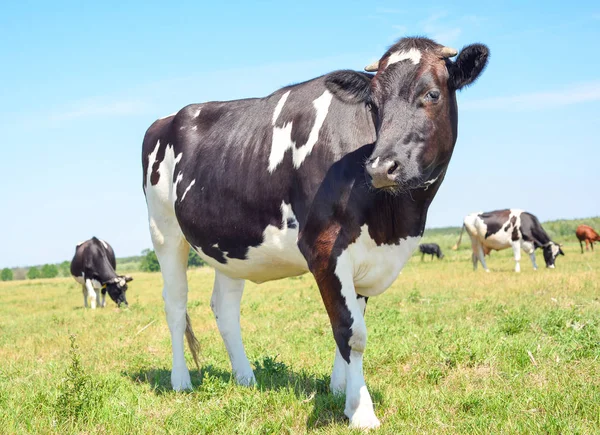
[0,243,599,434]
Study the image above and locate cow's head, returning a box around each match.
[105,275,133,307]
[542,242,564,268]
[326,37,488,192]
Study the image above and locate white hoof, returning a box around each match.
[485,269,490,273]
[347,407,381,430]
[171,367,192,391]
[235,371,256,387]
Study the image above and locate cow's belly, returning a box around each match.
[480,231,512,251]
[349,225,421,297]
[194,224,309,284]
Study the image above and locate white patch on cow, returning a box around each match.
[349,225,421,296]
[385,48,421,68]
[145,141,182,211]
[180,179,196,202]
[272,91,291,124]
[268,90,332,172]
[195,201,308,283]
[100,239,108,250]
[370,157,380,169]
[193,108,202,118]
[191,125,197,131]
[551,243,560,257]
[422,172,441,190]
[172,171,184,204]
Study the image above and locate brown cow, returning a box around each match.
[576,225,600,253]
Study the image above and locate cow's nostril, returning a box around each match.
[387,161,399,175]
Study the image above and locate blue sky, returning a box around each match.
[1,1,599,267]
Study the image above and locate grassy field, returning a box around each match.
[1,241,599,434]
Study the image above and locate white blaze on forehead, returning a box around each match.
[268,90,332,172]
[385,48,422,68]
[370,157,380,168]
[272,91,291,124]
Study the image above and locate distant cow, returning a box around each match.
[576,225,600,253]
[454,209,564,272]
[419,243,444,260]
[70,237,133,308]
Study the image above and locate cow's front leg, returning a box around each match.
[100,289,107,307]
[330,295,368,395]
[314,253,379,429]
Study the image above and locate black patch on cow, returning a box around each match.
[504,224,510,232]
[511,226,519,241]
[286,218,297,229]
[480,209,510,239]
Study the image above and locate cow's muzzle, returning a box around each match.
[366,157,400,189]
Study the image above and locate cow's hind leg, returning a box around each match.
[580,240,584,254]
[512,242,521,273]
[150,216,196,391]
[330,295,368,395]
[211,271,255,386]
[85,279,97,309]
[82,285,88,308]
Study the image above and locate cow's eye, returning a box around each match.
[425,89,440,102]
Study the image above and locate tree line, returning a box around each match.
[1,249,207,281]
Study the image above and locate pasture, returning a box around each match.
[1,242,599,434]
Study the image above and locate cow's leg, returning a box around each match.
[96,291,102,308]
[85,279,97,309]
[528,252,538,270]
[420,252,424,261]
[314,253,379,429]
[472,241,489,272]
[210,271,255,386]
[330,295,368,395]
[100,288,106,307]
[82,285,88,308]
[150,216,192,391]
[512,242,521,272]
[586,240,590,251]
[591,241,594,252]
[580,240,584,254]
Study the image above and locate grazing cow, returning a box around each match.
[576,224,600,253]
[142,37,488,428]
[419,243,444,260]
[70,237,133,308]
[454,209,564,272]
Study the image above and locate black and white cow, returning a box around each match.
[419,243,444,260]
[142,37,488,428]
[455,209,564,272]
[70,237,133,308]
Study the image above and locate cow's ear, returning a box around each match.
[449,44,489,90]
[325,70,373,104]
[123,275,133,282]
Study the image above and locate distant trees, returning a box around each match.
[41,264,59,278]
[188,249,206,268]
[140,249,160,272]
[140,248,206,272]
[27,267,40,280]
[58,261,71,277]
[1,268,12,281]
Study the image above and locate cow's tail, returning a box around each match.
[185,311,200,371]
[452,224,466,251]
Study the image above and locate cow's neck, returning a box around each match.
[364,190,433,244]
